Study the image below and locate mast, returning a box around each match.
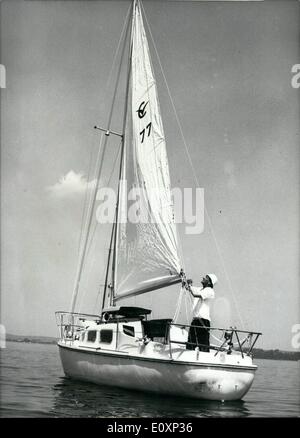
[101,221,115,311]
[70,6,132,314]
[110,0,136,307]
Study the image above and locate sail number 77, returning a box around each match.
[140,122,152,143]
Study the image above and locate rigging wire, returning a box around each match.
[173,286,184,322]
[77,3,132,262]
[71,4,132,313]
[77,141,122,314]
[77,134,119,312]
[141,1,245,329]
[86,140,122,259]
[77,151,95,256]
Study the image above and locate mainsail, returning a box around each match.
[114,0,182,301]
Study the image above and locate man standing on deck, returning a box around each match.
[186,274,218,352]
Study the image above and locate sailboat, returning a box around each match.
[56,0,261,401]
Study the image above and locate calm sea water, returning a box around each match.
[0,341,299,418]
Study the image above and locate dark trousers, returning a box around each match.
[187,318,210,352]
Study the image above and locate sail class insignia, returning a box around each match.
[137,100,149,118]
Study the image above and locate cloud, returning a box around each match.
[47,170,96,198]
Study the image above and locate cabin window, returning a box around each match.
[87,330,97,342]
[123,325,135,337]
[100,329,113,344]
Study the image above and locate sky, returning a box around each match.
[0,0,299,351]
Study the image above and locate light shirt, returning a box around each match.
[191,286,215,321]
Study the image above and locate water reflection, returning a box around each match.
[51,377,250,418]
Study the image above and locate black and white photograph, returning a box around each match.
[0,0,299,421]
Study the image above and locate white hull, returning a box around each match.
[58,342,256,401]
